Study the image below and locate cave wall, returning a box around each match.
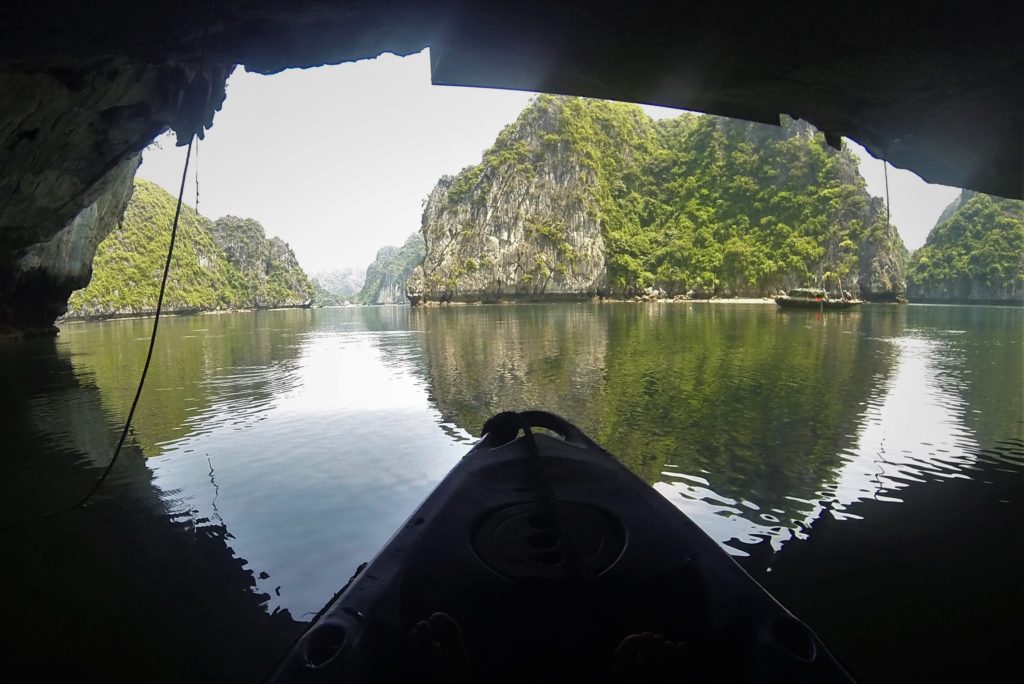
[11,154,140,331]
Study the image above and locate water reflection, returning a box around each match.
[3,303,1019,682]
[420,304,899,549]
[62,308,471,616]
[418,303,1021,561]
[0,335,303,682]
[59,311,314,456]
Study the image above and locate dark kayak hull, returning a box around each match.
[267,411,855,683]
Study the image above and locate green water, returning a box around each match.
[2,302,1021,681]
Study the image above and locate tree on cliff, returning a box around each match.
[66,180,313,318]
[907,191,1024,302]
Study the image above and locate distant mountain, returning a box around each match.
[906,191,1024,303]
[357,234,424,304]
[310,267,365,305]
[66,179,313,318]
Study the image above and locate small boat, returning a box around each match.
[267,411,854,683]
[775,288,861,310]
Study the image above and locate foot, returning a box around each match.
[613,632,688,683]
[410,612,472,683]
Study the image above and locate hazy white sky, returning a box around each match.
[139,49,959,273]
[845,140,960,251]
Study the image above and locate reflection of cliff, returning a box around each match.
[413,305,610,433]
[61,309,313,457]
[592,307,893,510]
[419,304,896,525]
[0,337,301,682]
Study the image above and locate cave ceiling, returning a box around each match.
[3,1,1021,201]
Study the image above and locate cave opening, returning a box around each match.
[67,47,963,322]
[1,4,1021,681]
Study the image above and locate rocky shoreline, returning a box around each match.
[409,295,778,307]
[58,302,313,324]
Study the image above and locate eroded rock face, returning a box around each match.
[1,61,230,246]
[211,216,314,310]
[3,154,140,333]
[857,197,908,302]
[266,237,314,307]
[0,59,231,333]
[358,233,425,304]
[414,104,607,303]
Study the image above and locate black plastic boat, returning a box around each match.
[267,411,855,683]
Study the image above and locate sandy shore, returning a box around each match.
[410,296,778,307]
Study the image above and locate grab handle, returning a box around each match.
[480,411,597,449]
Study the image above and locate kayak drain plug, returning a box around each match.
[305,623,347,669]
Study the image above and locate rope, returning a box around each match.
[61,0,217,512]
[883,157,891,231]
[73,140,194,509]
[195,135,201,216]
[0,140,196,533]
[2,2,214,531]
[63,0,217,513]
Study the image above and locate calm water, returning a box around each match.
[3,303,1021,681]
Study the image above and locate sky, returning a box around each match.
[138,49,961,274]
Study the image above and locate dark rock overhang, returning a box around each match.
[3,0,1021,199]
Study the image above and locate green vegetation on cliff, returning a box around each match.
[67,179,313,317]
[357,233,424,304]
[421,95,904,299]
[212,215,314,309]
[907,191,1024,302]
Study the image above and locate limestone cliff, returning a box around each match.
[10,155,141,332]
[856,197,909,302]
[409,100,610,303]
[907,191,1024,303]
[409,95,906,303]
[65,180,313,319]
[358,234,424,304]
[213,217,314,309]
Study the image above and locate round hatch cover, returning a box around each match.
[472,502,626,581]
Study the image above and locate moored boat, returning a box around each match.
[775,288,862,310]
[267,411,855,683]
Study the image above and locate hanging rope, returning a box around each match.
[195,135,201,216]
[883,157,891,231]
[73,141,195,510]
[69,4,216,513]
[1,4,215,532]
[0,139,197,533]
[66,0,217,513]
